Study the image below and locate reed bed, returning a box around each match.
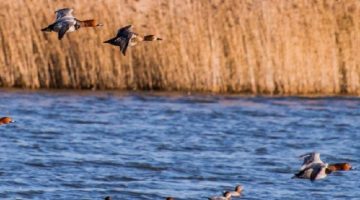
[0,0,359,95]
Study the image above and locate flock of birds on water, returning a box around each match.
[0,7,355,200]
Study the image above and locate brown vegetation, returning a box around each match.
[0,0,359,95]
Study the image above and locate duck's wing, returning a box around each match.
[293,162,326,181]
[310,164,325,181]
[293,166,307,179]
[115,26,134,55]
[55,8,74,20]
[118,37,131,55]
[56,19,76,40]
[299,152,323,170]
[58,23,71,40]
[104,36,130,55]
[116,25,133,37]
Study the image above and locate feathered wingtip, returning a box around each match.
[103,39,113,44]
[103,38,127,56]
[41,26,52,32]
[299,152,318,159]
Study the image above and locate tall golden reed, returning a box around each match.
[0,0,359,95]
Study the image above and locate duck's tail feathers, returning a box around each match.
[41,24,54,32]
[103,38,115,44]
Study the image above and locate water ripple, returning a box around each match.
[0,90,359,199]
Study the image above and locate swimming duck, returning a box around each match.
[208,191,232,200]
[229,185,243,197]
[41,8,103,40]
[292,152,353,181]
[104,196,111,200]
[0,117,14,125]
[166,197,174,200]
[104,25,162,55]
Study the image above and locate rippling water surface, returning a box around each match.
[0,90,359,200]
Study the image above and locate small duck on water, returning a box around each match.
[208,191,232,200]
[104,25,162,55]
[0,117,14,125]
[229,185,243,197]
[292,152,353,181]
[41,8,103,40]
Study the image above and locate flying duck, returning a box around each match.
[292,152,353,181]
[41,8,103,40]
[104,25,162,55]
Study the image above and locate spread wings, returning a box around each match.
[55,8,74,20]
[299,152,323,170]
[58,23,70,40]
[116,25,133,37]
[115,25,133,55]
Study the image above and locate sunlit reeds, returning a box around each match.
[0,0,359,95]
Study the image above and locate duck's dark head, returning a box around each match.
[235,185,243,193]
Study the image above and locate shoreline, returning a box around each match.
[1,87,360,99]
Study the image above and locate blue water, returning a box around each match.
[0,90,359,200]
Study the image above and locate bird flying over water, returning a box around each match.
[41,8,103,40]
[292,152,353,181]
[104,25,162,55]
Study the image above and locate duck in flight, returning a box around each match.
[41,8,103,40]
[292,152,353,181]
[104,25,162,55]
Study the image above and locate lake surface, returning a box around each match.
[0,90,359,200]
